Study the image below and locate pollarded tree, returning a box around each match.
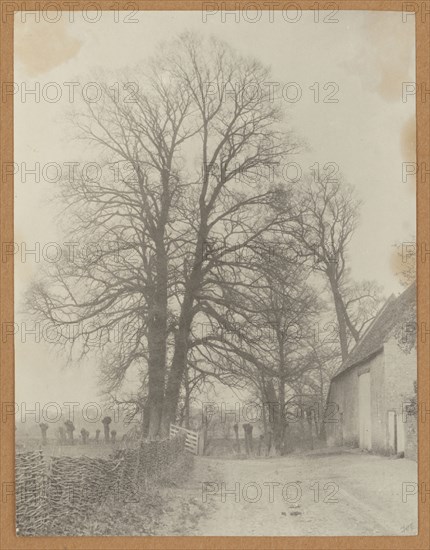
[58,426,66,445]
[39,423,48,446]
[102,416,112,443]
[64,420,75,444]
[80,428,89,445]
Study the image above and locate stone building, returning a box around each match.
[326,282,417,458]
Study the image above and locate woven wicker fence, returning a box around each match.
[16,435,186,535]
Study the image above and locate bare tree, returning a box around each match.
[64,420,75,444]
[102,416,112,443]
[194,242,321,453]
[80,428,89,445]
[27,44,198,438]
[26,33,295,438]
[392,237,416,287]
[279,174,382,360]
[154,34,294,434]
[39,423,48,446]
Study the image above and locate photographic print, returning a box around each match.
[1,2,428,546]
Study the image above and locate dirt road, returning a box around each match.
[162,449,418,536]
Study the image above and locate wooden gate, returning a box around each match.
[170,424,199,455]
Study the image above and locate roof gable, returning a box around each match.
[332,281,416,379]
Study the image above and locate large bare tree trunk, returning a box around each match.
[328,269,349,361]
[142,401,150,438]
[28,36,289,445]
[147,321,167,438]
[160,296,194,436]
[147,242,169,438]
[160,222,207,435]
[263,378,282,454]
[183,365,190,429]
[278,373,288,455]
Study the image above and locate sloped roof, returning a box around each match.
[332,281,416,380]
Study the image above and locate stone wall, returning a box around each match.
[326,341,417,456]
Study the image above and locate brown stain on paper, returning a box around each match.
[401,115,417,194]
[350,13,415,103]
[371,16,414,102]
[389,244,416,287]
[401,115,416,160]
[15,19,81,76]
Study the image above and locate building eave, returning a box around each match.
[330,346,384,382]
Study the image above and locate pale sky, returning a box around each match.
[14,10,416,406]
